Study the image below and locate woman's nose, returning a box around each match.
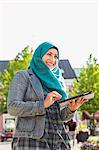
[50,55,55,61]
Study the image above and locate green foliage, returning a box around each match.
[0,46,33,113]
[73,54,99,113]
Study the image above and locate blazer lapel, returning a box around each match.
[27,69,44,100]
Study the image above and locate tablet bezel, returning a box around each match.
[58,91,93,104]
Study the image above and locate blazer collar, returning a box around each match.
[27,69,44,100]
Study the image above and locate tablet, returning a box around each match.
[58,91,94,104]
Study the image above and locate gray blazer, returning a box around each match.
[7,69,74,139]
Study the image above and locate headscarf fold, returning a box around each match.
[30,42,68,102]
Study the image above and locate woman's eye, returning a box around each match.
[54,55,58,59]
[46,53,58,59]
[47,53,51,56]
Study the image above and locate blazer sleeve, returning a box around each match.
[60,106,76,121]
[7,71,45,117]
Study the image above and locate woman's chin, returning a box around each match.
[49,66,55,70]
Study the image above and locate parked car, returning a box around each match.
[0,131,6,142]
[0,129,13,142]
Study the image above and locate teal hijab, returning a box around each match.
[30,42,68,102]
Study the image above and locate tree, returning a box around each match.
[73,54,99,113]
[0,81,5,115]
[0,46,33,113]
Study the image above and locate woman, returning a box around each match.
[7,42,87,150]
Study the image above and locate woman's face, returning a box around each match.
[42,48,58,70]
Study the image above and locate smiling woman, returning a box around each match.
[7,41,89,150]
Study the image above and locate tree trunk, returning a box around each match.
[92,112,96,136]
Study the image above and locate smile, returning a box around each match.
[46,62,54,66]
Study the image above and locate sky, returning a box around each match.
[0,0,99,68]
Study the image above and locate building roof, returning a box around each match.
[0,60,9,73]
[82,111,99,120]
[59,59,77,79]
[0,60,77,79]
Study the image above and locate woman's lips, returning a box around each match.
[46,62,54,66]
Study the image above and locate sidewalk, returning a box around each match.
[70,139,82,150]
[0,142,11,150]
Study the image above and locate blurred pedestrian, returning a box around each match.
[64,119,77,147]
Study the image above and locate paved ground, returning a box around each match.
[0,142,11,150]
